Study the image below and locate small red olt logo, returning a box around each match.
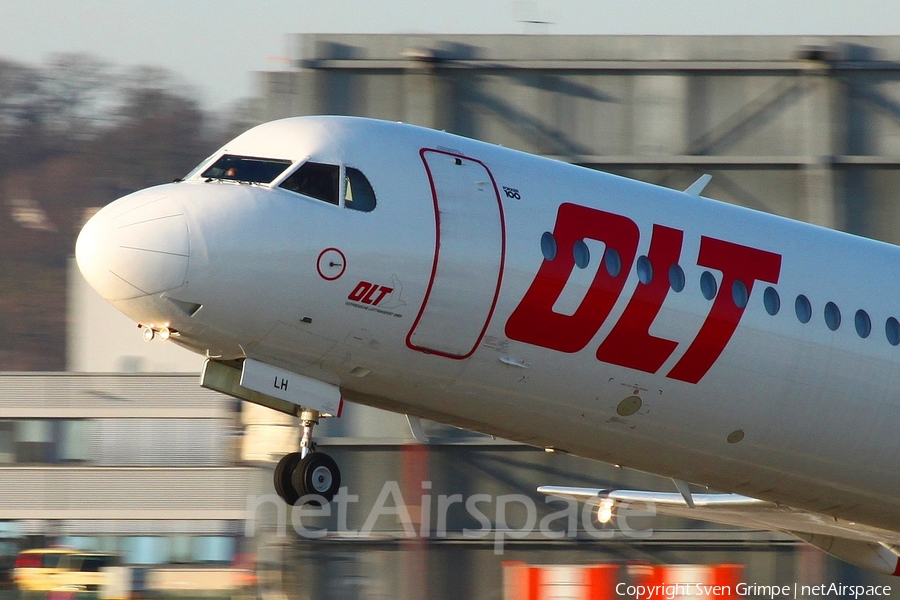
[348,281,393,306]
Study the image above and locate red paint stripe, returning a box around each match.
[713,564,743,599]
[526,566,542,600]
[585,565,619,600]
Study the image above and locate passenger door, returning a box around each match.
[406,150,505,359]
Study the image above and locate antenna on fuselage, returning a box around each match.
[684,174,712,197]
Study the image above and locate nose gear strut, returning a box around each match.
[273,409,341,506]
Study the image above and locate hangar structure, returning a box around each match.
[259,34,900,244]
[247,33,900,598]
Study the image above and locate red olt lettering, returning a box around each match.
[348,281,393,306]
[505,203,781,384]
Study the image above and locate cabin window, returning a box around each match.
[668,264,685,292]
[201,154,292,184]
[732,280,749,308]
[855,310,871,338]
[886,317,900,346]
[763,286,780,315]
[795,295,812,324]
[344,167,377,212]
[573,240,590,269]
[540,232,557,261]
[604,248,621,277]
[700,271,717,300]
[636,256,653,284]
[824,301,841,331]
[280,162,340,204]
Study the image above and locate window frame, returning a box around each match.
[275,160,378,212]
[269,155,308,188]
[276,159,343,207]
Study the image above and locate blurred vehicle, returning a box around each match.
[52,552,121,593]
[13,548,77,591]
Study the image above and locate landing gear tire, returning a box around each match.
[291,452,341,505]
[274,451,303,505]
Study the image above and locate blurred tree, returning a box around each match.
[0,55,249,370]
[88,66,211,201]
[41,54,113,149]
[0,59,45,172]
[0,55,113,172]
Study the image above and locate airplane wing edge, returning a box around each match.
[538,485,900,576]
[536,485,769,508]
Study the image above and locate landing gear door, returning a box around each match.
[406,150,506,359]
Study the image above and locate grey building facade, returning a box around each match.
[0,373,256,564]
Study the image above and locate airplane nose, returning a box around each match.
[75,193,190,301]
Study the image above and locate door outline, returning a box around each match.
[406,148,507,359]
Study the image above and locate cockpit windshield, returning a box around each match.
[201,154,293,184]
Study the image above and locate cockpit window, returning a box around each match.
[201,154,292,184]
[344,167,377,212]
[280,162,340,205]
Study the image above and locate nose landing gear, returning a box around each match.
[273,409,341,505]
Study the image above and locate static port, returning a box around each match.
[617,396,642,417]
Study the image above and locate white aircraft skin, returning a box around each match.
[76,116,900,574]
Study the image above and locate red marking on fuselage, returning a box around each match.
[316,247,346,281]
[506,204,782,384]
[505,202,640,353]
[595,224,683,373]
[405,149,507,359]
[348,281,372,302]
[348,281,393,306]
[667,236,781,383]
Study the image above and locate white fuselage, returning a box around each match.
[76,116,900,534]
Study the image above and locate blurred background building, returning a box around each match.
[5,33,900,598]
[261,34,900,243]
[0,372,252,564]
